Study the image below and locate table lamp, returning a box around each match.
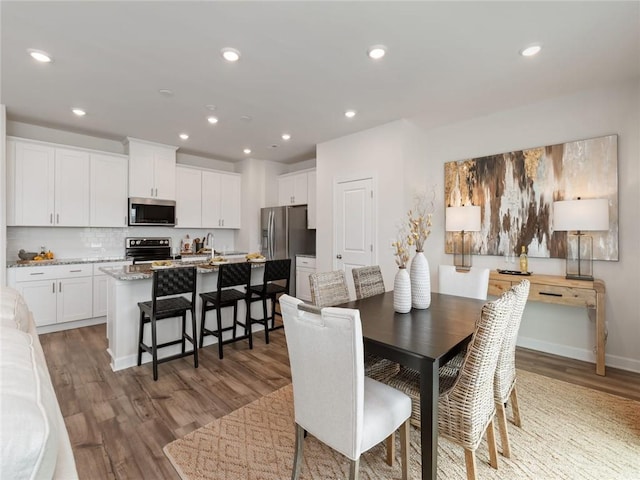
[446,205,481,271]
[553,198,609,281]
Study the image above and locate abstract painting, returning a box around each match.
[444,135,618,260]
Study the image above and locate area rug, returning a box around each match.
[163,370,640,479]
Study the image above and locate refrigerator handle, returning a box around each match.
[268,210,275,259]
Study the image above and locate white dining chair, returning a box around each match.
[438,265,490,300]
[279,294,412,480]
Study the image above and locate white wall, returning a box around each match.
[316,80,640,372]
[1,106,6,285]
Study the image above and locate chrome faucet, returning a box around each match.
[206,232,215,251]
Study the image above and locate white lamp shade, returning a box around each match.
[553,199,609,231]
[446,206,481,232]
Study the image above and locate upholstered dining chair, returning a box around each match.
[438,265,491,300]
[279,294,412,480]
[309,270,350,308]
[494,279,530,458]
[351,265,400,383]
[384,290,516,480]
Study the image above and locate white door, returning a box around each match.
[334,178,374,299]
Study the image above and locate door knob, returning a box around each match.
[336,254,342,259]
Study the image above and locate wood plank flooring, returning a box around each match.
[39,324,640,479]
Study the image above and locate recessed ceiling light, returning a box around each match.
[221,48,241,62]
[243,148,251,154]
[71,108,86,117]
[205,104,217,111]
[520,45,542,57]
[345,110,357,118]
[240,115,252,122]
[179,133,189,140]
[281,133,291,141]
[158,89,174,96]
[28,49,52,63]
[367,45,387,60]
[207,116,219,124]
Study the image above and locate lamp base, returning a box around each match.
[565,273,594,281]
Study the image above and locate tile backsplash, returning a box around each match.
[7,227,236,261]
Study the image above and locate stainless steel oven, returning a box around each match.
[128,197,176,226]
[125,237,174,264]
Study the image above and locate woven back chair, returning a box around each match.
[248,258,291,344]
[352,265,385,300]
[494,279,530,458]
[279,294,412,480]
[385,289,515,480]
[309,270,350,308]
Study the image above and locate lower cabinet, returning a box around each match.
[295,255,316,302]
[11,264,93,327]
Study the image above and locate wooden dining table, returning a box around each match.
[337,291,486,480]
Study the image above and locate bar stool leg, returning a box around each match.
[191,307,199,368]
[262,297,270,344]
[137,310,145,366]
[232,303,238,340]
[216,307,224,360]
[246,300,253,350]
[199,301,207,348]
[151,316,159,381]
[181,312,187,354]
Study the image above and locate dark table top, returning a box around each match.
[338,291,485,366]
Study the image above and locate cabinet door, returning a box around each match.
[55,148,90,226]
[11,141,55,226]
[15,280,57,326]
[219,173,241,228]
[93,275,108,317]
[175,167,202,228]
[296,268,314,302]
[307,170,316,229]
[292,172,308,205]
[278,176,294,206]
[57,277,93,323]
[201,171,222,227]
[128,142,155,198]
[153,148,176,200]
[90,153,128,227]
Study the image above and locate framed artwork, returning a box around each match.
[444,134,618,260]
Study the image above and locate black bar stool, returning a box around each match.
[137,267,198,381]
[248,258,291,344]
[199,262,252,359]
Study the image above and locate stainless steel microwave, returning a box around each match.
[128,197,176,226]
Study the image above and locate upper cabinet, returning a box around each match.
[176,166,242,229]
[278,171,309,206]
[7,139,90,226]
[90,153,128,227]
[126,137,177,200]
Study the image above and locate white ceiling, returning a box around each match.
[2,1,639,164]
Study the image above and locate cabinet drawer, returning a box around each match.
[14,266,59,282]
[296,256,316,268]
[529,283,596,308]
[54,264,93,278]
[488,279,512,296]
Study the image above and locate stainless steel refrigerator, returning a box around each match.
[261,205,316,296]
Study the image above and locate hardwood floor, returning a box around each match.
[40,324,640,479]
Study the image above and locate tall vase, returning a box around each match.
[410,251,431,309]
[393,267,411,313]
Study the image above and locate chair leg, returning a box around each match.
[385,432,395,466]
[181,312,187,354]
[191,307,198,368]
[262,297,269,344]
[464,449,477,480]
[400,419,410,480]
[496,401,511,458]
[137,310,145,366]
[291,423,304,480]
[486,418,499,469]
[232,302,238,340]
[510,386,522,427]
[151,316,158,381]
[271,296,278,329]
[246,300,253,350]
[349,458,360,480]
[216,307,224,360]
[199,301,207,348]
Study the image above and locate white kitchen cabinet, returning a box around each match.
[307,170,316,229]
[90,153,128,227]
[127,137,177,200]
[7,139,90,226]
[278,171,308,206]
[202,171,242,228]
[175,166,203,228]
[10,264,93,327]
[295,255,316,302]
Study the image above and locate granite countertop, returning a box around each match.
[7,256,128,268]
[100,257,266,281]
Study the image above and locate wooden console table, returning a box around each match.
[488,271,607,376]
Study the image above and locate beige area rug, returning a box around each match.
[163,370,640,480]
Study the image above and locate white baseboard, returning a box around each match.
[37,316,106,335]
[517,336,640,374]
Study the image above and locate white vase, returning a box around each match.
[393,267,412,313]
[410,251,431,309]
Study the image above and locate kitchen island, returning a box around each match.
[101,260,268,371]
